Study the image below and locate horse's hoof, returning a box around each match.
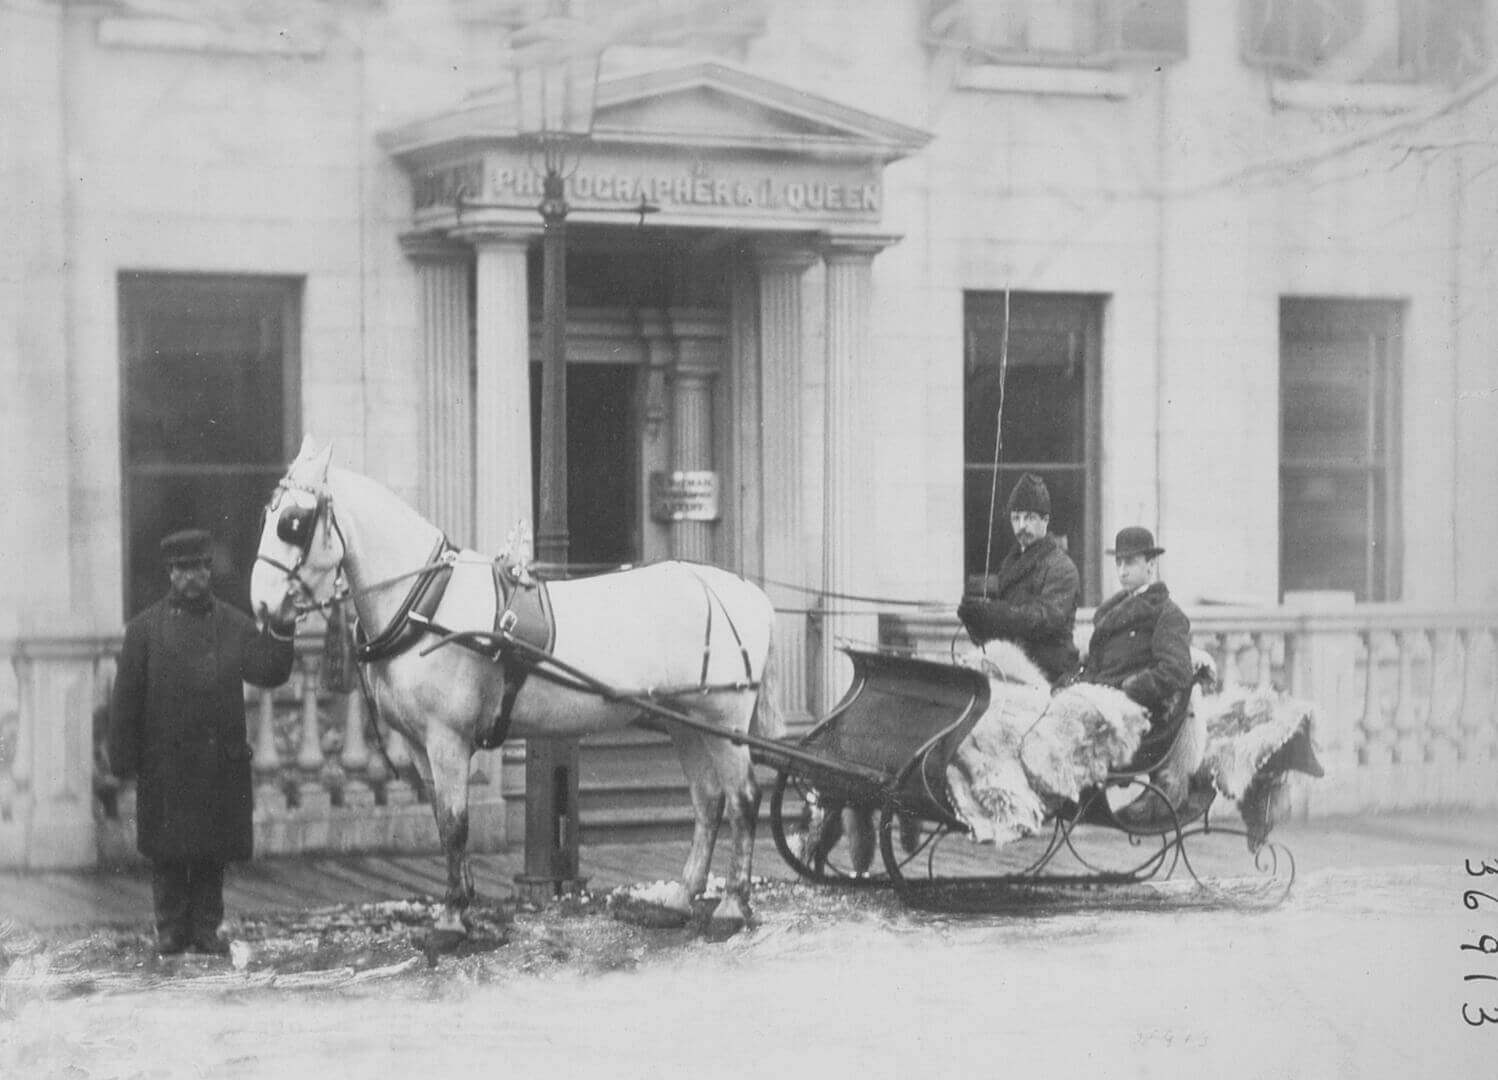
[704,912,747,941]
[608,881,694,929]
[704,896,751,941]
[611,901,692,929]
[424,927,467,957]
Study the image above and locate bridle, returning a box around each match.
[256,478,457,622]
[256,481,346,618]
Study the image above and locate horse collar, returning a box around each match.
[354,536,458,663]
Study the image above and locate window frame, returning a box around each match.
[117,271,303,618]
[927,0,1188,69]
[962,291,1103,604]
[1278,297,1403,603]
[1240,0,1487,84]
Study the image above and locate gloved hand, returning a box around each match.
[1120,672,1154,707]
[957,596,999,640]
[265,618,298,642]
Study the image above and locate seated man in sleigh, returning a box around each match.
[1075,525,1199,826]
[956,472,1081,687]
[947,524,1324,853]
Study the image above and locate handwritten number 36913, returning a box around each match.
[1465,860,1498,1025]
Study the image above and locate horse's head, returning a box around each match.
[250,436,345,626]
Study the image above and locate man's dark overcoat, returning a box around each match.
[1080,581,1193,715]
[958,536,1081,683]
[110,598,294,862]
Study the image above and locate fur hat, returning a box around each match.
[160,528,212,566]
[1005,473,1051,517]
[1106,526,1164,559]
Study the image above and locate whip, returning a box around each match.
[979,287,1011,600]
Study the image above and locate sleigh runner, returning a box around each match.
[760,645,1322,911]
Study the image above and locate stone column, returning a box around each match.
[816,236,889,714]
[405,235,475,544]
[755,243,818,722]
[468,230,539,557]
[668,310,720,563]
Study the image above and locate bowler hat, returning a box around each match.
[160,528,213,566]
[1106,526,1165,559]
[1005,472,1051,517]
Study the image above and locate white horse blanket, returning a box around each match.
[945,642,1324,849]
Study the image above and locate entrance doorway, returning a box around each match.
[529,362,639,569]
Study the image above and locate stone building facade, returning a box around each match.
[3,1,1496,735]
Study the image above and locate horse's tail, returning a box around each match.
[750,634,786,741]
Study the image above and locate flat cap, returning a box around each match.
[160,528,213,565]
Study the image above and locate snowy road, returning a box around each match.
[2,860,1491,1080]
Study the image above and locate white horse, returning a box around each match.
[250,438,782,941]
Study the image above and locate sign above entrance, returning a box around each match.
[385,60,932,234]
[414,147,882,230]
[650,470,721,522]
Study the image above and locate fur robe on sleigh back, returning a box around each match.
[946,642,1325,849]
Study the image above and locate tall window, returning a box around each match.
[1279,298,1401,602]
[964,292,1101,601]
[927,0,1187,65]
[1242,0,1487,83]
[119,274,301,617]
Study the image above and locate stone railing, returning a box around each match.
[0,631,506,871]
[881,603,1498,815]
[4,602,1495,869]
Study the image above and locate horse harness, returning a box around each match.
[349,545,755,752]
[352,538,555,750]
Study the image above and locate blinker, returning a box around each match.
[277,504,318,551]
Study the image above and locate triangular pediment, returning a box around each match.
[380,59,930,166]
[600,85,850,143]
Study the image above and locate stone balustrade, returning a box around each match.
[882,604,1498,815]
[3,603,1495,869]
[0,632,507,870]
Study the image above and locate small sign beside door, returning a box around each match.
[650,470,720,522]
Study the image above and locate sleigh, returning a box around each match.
[755,648,1302,912]
[257,444,1302,939]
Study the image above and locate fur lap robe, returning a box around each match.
[944,643,1325,850]
[945,643,1150,845]
[1197,685,1325,850]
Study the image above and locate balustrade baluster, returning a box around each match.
[1221,633,1247,688]
[1390,630,1425,770]
[1427,632,1462,757]
[295,654,331,814]
[7,653,34,829]
[339,691,375,810]
[1250,632,1273,690]
[251,686,287,814]
[1452,629,1476,758]
[1356,630,1392,767]
[0,656,23,855]
[1420,630,1463,803]
[1489,629,1498,763]
[1470,628,1498,765]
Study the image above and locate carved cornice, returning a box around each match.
[399,232,476,264]
[817,230,904,260]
